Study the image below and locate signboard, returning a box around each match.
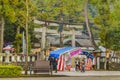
[69,48,82,57]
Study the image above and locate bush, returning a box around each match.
[0,65,22,77]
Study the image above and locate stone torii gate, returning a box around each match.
[34,19,83,60]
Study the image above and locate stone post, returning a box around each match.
[41,26,46,60]
[97,57,100,70]
[72,29,75,47]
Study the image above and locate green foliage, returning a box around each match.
[108,1,120,50]
[90,0,120,51]
[14,0,37,28]
[90,0,110,48]
[0,65,22,76]
[36,0,84,23]
[14,0,37,54]
[2,0,120,52]
[14,33,22,53]
[2,0,37,54]
[103,26,120,50]
[4,23,17,42]
[28,34,31,53]
[0,0,17,23]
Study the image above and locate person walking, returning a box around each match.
[81,58,85,72]
[53,58,58,73]
[75,58,80,71]
[48,56,54,73]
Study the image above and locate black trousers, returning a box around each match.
[53,65,57,72]
[75,64,80,71]
[81,65,85,72]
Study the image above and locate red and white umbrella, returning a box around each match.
[3,45,14,51]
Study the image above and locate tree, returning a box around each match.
[36,0,83,23]
[108,0,120,51]
[14,0,37,55]
[0,0,16,53]
[91,0,111,48]
[0,0,37,53]
[84,0,97,49]
[0,0,37,74]
[14,33,22,54]
[90,0,120,50]
[90,0,120,70]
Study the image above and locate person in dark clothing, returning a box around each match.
[48,56,54,71]
[48,56,58,73]
[75,58,80,71]
[81,59,85,72]
[53,58,58,73]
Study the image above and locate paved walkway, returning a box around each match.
[1,72,120,80]
[25,70,120,77]
[1,71,120,80]
[53,71,120,76]
[1,76,120,80]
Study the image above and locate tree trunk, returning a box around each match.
[59,10,64,47]
[16,26,20,54]
[17,26,20,34]
[60,32,63,47]
[0,16,4,53]
[84,0,97,49]
[25,0,29,75]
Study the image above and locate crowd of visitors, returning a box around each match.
[48,56,86,73]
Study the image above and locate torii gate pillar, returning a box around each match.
[40,26,46,60]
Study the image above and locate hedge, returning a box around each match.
[0,65,22,77]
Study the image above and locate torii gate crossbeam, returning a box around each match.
[34,19,83,59]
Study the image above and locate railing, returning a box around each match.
[99,57,120,70]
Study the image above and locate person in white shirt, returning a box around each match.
[75,58,80,71]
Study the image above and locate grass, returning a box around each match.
[0,74,67,78]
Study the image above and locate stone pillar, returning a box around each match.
[12,56,15,62]
[32,56,35,62]
[17,56,21,62]
[28,56,30,62]
[97,57,100,70]
[41,27,46,51]
[14,54,17,63]
[41,26,46,60]
[72,29,75,47]
[5,54,9,63]
[0,55,2,63]
[23,56,25,62]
